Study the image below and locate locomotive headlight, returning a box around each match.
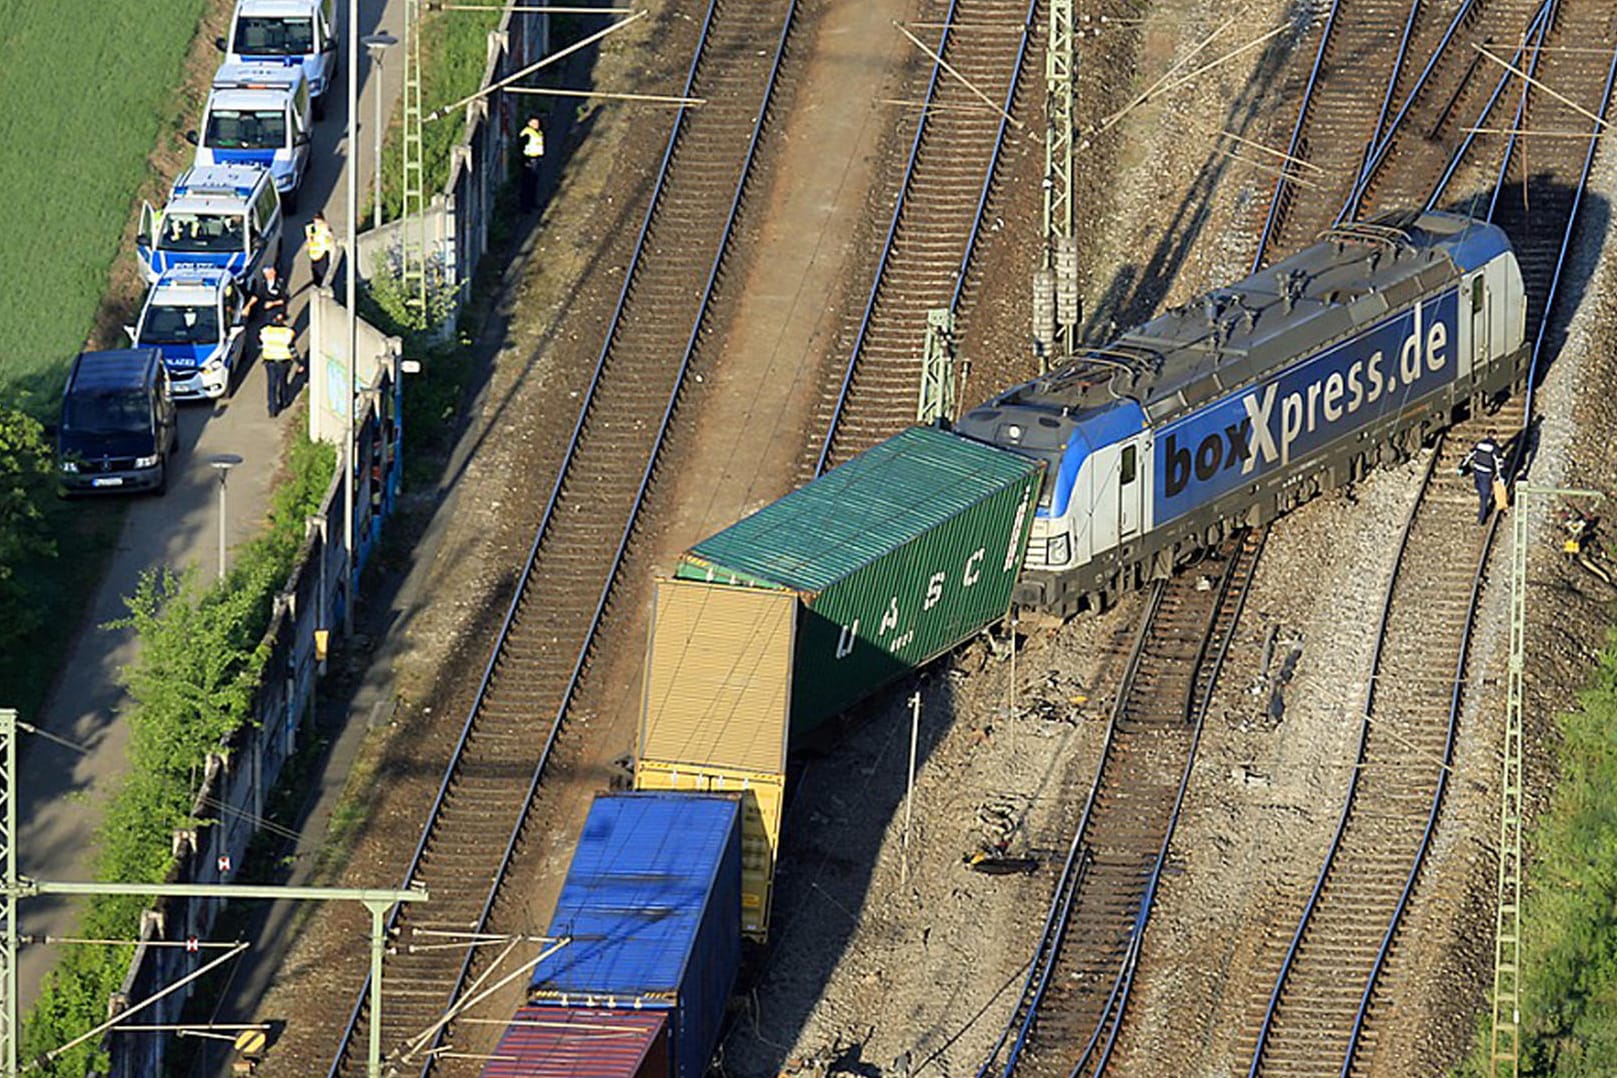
[1048,533,1071,564]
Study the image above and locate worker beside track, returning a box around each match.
[518,116,545,212]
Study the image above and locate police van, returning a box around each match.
[190,62,313,210]
[125,269,248,400]
[220,0,337,119]
[137,165,283,286]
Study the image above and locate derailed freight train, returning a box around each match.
[955,210,1527,616]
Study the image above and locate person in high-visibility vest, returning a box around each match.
[305,212,336,289]
[518,116,545,212]
[259,310,300,418]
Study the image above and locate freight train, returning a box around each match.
[954,209,1528,615]
[475,210,1525,1074]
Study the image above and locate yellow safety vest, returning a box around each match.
[520,124,545,158]
[259,324,296,362]
[305,220,334,259]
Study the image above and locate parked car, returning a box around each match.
[56,349,178,496]
[220,0,338,119]
[190,62,313,209]
[126,268,248,400]
[136,164,283,286]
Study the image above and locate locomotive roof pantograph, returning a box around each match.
[962,211,1510,443]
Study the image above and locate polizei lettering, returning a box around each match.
[1156,291,1458,519]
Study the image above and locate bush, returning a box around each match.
[22,434,334,1076]
[361,245,460,345]
[0,409,58,642]
[1458,628,1617,1075]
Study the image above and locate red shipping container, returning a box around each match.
[481,1006,670,1077]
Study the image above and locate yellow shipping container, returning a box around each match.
[634,759,784,941]
[640,577,795,775]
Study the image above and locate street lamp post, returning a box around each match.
[362,32,398,232]
[208,454,243,582]
[345,0,359,638]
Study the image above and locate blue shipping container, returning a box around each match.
[530,793,742,1078]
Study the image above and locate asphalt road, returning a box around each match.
[18,0,410,1013]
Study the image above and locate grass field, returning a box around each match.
[0,0,208,413]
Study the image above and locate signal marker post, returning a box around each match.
[0,710,427,1078]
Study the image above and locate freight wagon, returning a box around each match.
[481,1006,669,1077]
[516,792,742,1078]
[635,578,793,940]
[675,425,1044,734]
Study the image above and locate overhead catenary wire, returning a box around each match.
[1473,43,1611,129]
[892,20,1025,129]
[30,942,249,1070]
[1091,23,1289,141]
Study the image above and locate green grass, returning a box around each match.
[374,6,505,222]
[1457,626,1617,1075]
[0,499,126,721]
[0,0,210,414]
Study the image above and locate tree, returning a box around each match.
[0,408,58,646]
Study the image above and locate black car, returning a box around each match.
[57,349,178,496]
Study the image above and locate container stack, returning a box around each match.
[635,579,794,939]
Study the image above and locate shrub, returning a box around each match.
[22,435,334,1076]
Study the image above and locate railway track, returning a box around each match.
[1254,0,1436,261]
[1242,35,1614,1072]
[1239,412,1513,1075]
[811,0,1037,472]
[978,530,1265,1077]
[324,2,799,1072]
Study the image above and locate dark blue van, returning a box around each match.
[57,349,178,496]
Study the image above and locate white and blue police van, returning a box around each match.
[137,165,284,286]
[190,62,313,210]
[125,269,249,400]
[220,0,337,119]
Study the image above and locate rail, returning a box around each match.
[1251,0,1345,270]
[980,531,1264,1076]
[814,0,1036,474]
[973,582,1165,1078]
[1076,529,1266,1074]
[324,1,798,1069]
[1338,0,1480,221]
[1246,449,1437,1073]
[1249,39,1615,1061]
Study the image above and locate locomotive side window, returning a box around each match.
[1472,276,1485,313]
[1120,445,1137,484]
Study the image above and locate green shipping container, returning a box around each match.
[675,426,1043,734]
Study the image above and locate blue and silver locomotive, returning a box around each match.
[956,210,1527,616]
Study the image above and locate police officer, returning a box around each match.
[305,212,335,289]
[243,264,288,322]
[259,310,298,418]
[518,116,545,212]
[1460,431,1504,524]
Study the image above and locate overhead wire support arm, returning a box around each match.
[424,10,649,122]
[503,86,706,106]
